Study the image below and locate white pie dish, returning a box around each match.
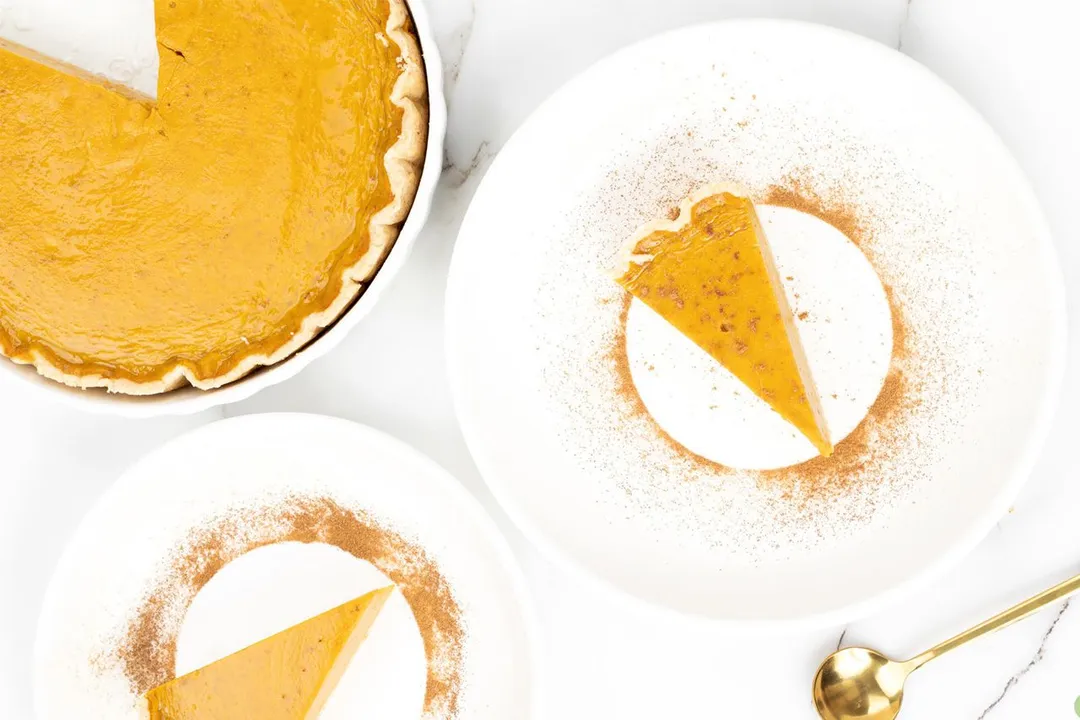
[0,0,445,417]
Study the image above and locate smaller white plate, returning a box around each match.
[33,414,538,719]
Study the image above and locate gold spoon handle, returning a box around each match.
[904,571,1080,671]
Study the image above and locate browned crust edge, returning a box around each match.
[14,0,429,394]
[611,182,752,277]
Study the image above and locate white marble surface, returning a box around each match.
[2,0,1079,718]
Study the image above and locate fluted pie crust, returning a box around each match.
[0,0,427,394]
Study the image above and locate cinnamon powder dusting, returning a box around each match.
[110,496,465,717]
[762,179,869,253]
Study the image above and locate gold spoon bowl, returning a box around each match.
[813,648,907,720]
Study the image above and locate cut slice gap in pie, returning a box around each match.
[145,585,394,719]
[613,183,833,457]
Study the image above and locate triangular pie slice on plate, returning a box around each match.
[145,586,394,719]
[614,183,832,457]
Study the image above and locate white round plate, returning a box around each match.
[33,414,538,718]
[0,0,446,417]
[446,20,1066,628]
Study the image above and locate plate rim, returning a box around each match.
[444,17,1069,631]
[32,412,545,717]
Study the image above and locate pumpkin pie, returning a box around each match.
[145,586,394,718]
[0,0,426,394]
[614,184,832,456]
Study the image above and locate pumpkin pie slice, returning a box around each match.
[145,586,394,719]
[614,184,832,456]
[0,0,427,394]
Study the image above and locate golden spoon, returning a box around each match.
[812,570,1080,720]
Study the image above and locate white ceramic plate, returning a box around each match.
[0,0,445,417]
[446,20,1066,628]
[33,414,538,718]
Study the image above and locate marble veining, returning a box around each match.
[976,601,1072,719]
[897,0,914,50]
[443,140,494,189]
[444,0,476,87]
